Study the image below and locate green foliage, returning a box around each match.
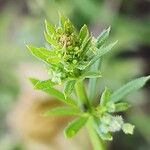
[27,15,116,89]
[114,102,130,112]
[64,117,88,138]
[88,41,118,68]
[79,24,89,42]
[100,87,111,106]
[96,27,111,48]
[81,71,102,79]
[44,106,81,116]
[29,78,76,106]
[110,76,150,102]
[64,80,76,98]
[27,15,150,147]
[26,45,58,64]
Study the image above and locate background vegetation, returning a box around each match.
[0,0,150,149]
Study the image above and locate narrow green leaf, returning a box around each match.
[114,102,130,112]
[89,41,118,67]
[81,71,101,79]
[26,45,53,63]
[29,77,38,85]
[45,19,55,35]
[64,19,75,33]
[77,61,90,70]
[47,57,60,64]
[79,24,89,43]
[80,37,91,57]
[110,75,150,102]
[96,27,111,48]
[29,78,55,89]
[75,80,89,107]
[44,32,58,46]
[64,117,88,138]
[44,106,81,116]
[106,102,115,113]
[59,14,67,28]
[100,87,111,106]
[29,78,77,106]
[27,45,59,64]
[64,80,76,98]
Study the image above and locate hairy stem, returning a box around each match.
[75,80,106,150]
[87,117,106,150]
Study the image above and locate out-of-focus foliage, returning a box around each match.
[0,0,150,149]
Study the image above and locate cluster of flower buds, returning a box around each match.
[43,15,97,84]
[27,15,115,88]
[27,15,117,98]
[94,88,135,141]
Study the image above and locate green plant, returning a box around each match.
[27,15,150,150]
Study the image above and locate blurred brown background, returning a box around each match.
[0,0,150,150]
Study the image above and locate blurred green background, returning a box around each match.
[0,0,150,149]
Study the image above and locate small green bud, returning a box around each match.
[74,46,79,51]
[115,102,130,112]
[58,54,62,58]
[73,59,77,64]
[122,123,135,134]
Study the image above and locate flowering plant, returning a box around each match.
[27,15,150,150]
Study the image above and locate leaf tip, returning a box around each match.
[26,44,31,50]
[28,77,39,89]
[44,19,48,25]
[114,40,118,45]
[64,93,68,100]
[64,129,71,139]
[106,26,111,33]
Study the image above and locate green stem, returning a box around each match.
[87,117,106,150]
[88,59,102,104]
[75,80,90,109]
[75,80,106,150]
